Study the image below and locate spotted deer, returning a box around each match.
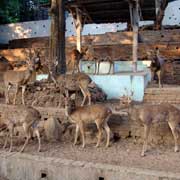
[64,94,111,148]
[3,52,39,105]
[0,56,13,72]
[67,49,86,74]
[0,106,41,152]
[121,97,180,156]
[55,72,92,106]
[84,44,113,74]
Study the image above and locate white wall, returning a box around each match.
[0,0,180,44]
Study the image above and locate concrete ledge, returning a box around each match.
[0,152,180,180]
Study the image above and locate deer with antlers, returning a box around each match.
[64,93,111,148]
[3,50,40,105]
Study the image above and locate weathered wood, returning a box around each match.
[57,0,66,74]
[49,0,58,75]
[154,0,168,30]
[130,1,140,72]
[76,8,82,52]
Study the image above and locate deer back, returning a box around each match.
[0,56,13,72]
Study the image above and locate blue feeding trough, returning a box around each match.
[80,61,151,102]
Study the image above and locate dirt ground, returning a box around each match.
[1,137,180,174]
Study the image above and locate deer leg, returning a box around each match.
[168,122,179,152]
[104,121,110,148]
[8,124,14,152]
[77,61,81,73]
[97,61,100,74]
[95,121,103,148]
[108,62,114,74]
[79,86,87,106]
[141,124,151,157]
[21,85,26,105]
[3,131,9,149]
[79,122,85,148]
[151,71,154,82]
[5,84,11,104]
[107,62,112,74]
[74,124,80,145]
[87,91,91,106]
[157,70,161,88]
[20,123,30,153]
[13,84,19,105]
[94,60,97,75]
[34,128,41,152]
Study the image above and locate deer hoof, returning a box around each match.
[174,147,179,152]
[141,152,146,157]
[95,144,99,148]
[105,144,109,148]
[38,149,41,152]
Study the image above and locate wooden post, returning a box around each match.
[154,0,168,30]
[76,8,82,52]
[49,0,58,75]
[56,0,66,74]
[130,1,139,72]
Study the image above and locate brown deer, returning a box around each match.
[67,49,86,74]
[96,56,114,74]
[84,44,113,74]
[3,54,39,105]
[55,72,92,106]
[0,56,13,72]
[64,94,111,148]
[149,48,165,88]
[127,103,180,157]
[0,106,41,152]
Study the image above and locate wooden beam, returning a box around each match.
[57,0,66,74]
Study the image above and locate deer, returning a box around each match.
[0,106,41,153]
[0,56,13,72]
[64,93,111,148]
[84,43,114,74]
[130,104,180,156]
[117,89,180,157]
[149,48,165,88]
[67,49,86,74]
[120,93,180,157]
[3,52,40,105]
[54,72,92,106]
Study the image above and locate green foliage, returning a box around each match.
[0,0,50,24]
[39,0,50,4]
[0,0,20,24]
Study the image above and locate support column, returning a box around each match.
[49,0,58,75]
[129,1,140,72]
[76,8,82,52]
[57,0,66,74]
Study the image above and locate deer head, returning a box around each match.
[120,88,134,106]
